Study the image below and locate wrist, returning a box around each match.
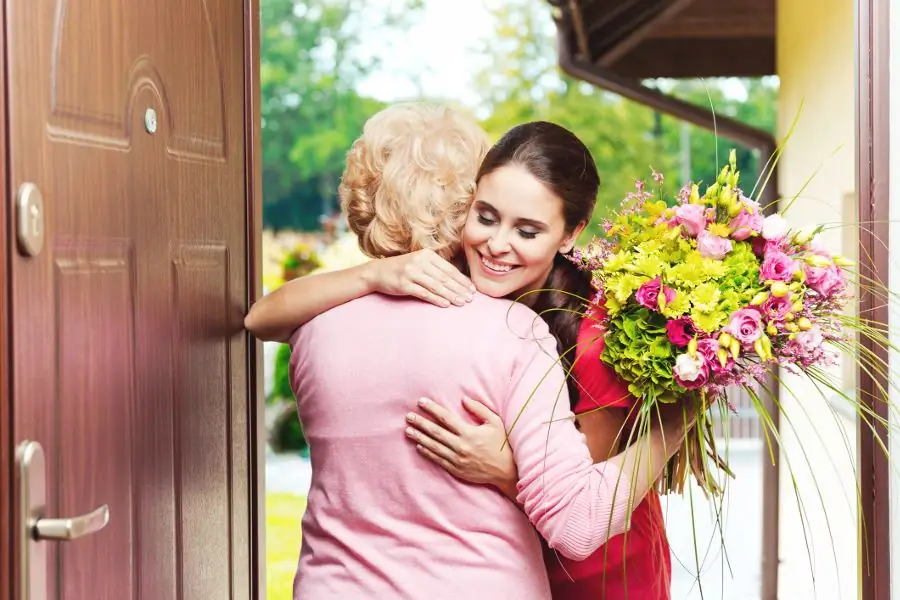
[358,260,382,294]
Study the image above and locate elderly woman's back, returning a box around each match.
[289,293,556,599]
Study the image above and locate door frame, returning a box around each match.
[857,0,891,597]
[1,0,11,596]
[243,0,265,596]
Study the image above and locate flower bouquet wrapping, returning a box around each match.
[572,150,857,496]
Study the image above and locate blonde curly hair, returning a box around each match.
[339,103,490,259]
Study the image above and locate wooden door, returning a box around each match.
[4,0,260,598]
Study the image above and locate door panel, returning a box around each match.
[6,0,253,598]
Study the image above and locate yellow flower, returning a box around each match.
[690,282,722,312]
[707,223,732,238]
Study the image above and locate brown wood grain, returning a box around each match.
[5,0,254,597]
[857,0,892,596]
[1,0,11,597]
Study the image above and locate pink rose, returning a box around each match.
[729,210,764,241]
[725,308,763,347]
[740,195,761,213]
[697,230,733,259]
[759,251,797,283]
[751,236,767,257]
[761,294,792,322]
[805,265,846,298]
[635,277,676,311]
[666,317,695,347]
[675,204,707,237]
[697,338,733,376]
[673,353,709,390]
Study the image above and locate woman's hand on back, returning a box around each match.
[404,397,519,500]
[364,249,475,308]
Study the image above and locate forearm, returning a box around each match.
[604,415,687,513]
[244,261,375,342]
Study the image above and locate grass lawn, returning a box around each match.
[266,493,307,600]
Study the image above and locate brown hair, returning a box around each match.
[477,122,599,408]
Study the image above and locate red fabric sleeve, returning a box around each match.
[571,307,634,415]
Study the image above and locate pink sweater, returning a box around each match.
[289,293,630,600]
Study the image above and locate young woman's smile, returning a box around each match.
[463,164,579,301]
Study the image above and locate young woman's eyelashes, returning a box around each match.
[476,210,542,240]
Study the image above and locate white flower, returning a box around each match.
[673,353,704,382]
[762,214,788,241]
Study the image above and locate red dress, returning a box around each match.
[542,310,671,599]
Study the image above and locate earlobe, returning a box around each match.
[560,221,587,254]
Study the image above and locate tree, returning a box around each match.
[260,0,423,230]
[471,0,677,236]
[656,77,778,195]
[471,0,777,237]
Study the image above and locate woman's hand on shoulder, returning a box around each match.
[364,249,475,307]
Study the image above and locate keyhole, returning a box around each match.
[29,204,41,237]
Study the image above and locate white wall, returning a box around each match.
[889,0,900,596]
[777,0,858,597]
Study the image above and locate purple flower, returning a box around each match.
[675,204,707,237]
[759,251,797,283]
[795,326,824,353]
[725,308,764,347]
[805,265,846,298]
[635,277,676,311]
[729,210,764,241]
[761,294,792,322]
[697,230,733,259]
[666,317,695,347]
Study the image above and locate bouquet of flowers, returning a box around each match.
[572,150,857,496]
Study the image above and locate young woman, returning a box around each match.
[247,110,674,599]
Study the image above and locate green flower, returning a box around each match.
[689,282,722,313]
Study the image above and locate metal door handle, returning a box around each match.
[16,440,111,600]
[33,504,109,541]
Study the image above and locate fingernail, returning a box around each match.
[406,413,416,422]
[406,427,415,436]
[418,398,429,407]
[454,297,465,305]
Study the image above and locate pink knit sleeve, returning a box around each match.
[502,321,632,561]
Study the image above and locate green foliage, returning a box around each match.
[281,242,322,281]
[270,343,294,405]
[272,408,310,456]
[602,306,677,402]
[656,77,778,189]
[260,0,423,230]
[471,0,777,239]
